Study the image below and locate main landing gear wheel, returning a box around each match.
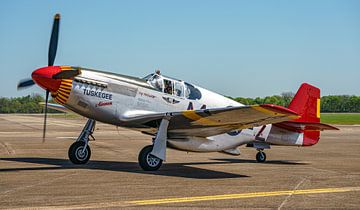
[68,141,91,164]
[256,151,266,163]
[138,145,163,171]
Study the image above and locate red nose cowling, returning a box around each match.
[31,66,62,92]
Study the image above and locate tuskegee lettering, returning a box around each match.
[83,88,112,100]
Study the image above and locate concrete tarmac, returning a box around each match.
[0,114,359,209]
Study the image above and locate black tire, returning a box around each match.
[68,141,91,164]
[138,145,163,171]
[256,151,266,163]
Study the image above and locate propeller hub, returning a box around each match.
[32,66,62,92]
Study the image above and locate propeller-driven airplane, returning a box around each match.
[18,14,338,171]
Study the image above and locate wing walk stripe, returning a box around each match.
[182,110,219,126]
[252,106,299,120]
[252,106,282,116]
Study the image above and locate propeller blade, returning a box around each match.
[17,79,35,90]
[42,90,49,142]
[48,13,60,66]
[52,69,81,79]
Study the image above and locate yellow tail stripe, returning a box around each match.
[317,98,321,118]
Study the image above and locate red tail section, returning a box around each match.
[288,83,320,124]
[275,83,338,146]
[289,83,321,146]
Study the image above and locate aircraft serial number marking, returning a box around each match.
[83,88,113,100]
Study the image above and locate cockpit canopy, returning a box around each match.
[143,73,202,100]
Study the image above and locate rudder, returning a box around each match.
[288,83,320,123]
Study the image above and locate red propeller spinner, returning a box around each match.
[31,66,62,92]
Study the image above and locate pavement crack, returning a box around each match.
[278,177,307,210]
[0,141,15,155]
[0,172,78,198]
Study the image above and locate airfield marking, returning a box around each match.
[126,187,360,206]
[11,186,360,209]
[278,178,307,210]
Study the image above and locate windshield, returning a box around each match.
[185,82,202,100]
[146,74,164,91]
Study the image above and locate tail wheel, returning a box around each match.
[68,141,91,164]
[138,145,163,171]
[256,151,266,163]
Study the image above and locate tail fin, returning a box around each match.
[288,83,320,123]
[273,83,338,146]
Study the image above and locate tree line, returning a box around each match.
[0,94,359,113]
[0,94,59,113]
[230,93,360,113]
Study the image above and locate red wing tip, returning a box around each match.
[260,104,299,116]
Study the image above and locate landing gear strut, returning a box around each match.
[138,116,170,171]
[68,119,95,164]
[256,149,266,163]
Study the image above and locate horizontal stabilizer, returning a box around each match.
[275,121,339,132]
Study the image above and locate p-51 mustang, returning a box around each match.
[18,14,338,171]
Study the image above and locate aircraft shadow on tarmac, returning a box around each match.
[210,158,309,165]
[0,157,247,179]
[0,157,307,179]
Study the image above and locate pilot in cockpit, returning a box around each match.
[149,70,163,91]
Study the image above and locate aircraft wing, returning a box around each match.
[123,104,299,138]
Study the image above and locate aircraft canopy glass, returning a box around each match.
[144,73,201,99]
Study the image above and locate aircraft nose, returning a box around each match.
[31,66,62,92]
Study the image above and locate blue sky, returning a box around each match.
[0,0,359,98]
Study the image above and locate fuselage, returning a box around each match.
[37,66,303,153]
